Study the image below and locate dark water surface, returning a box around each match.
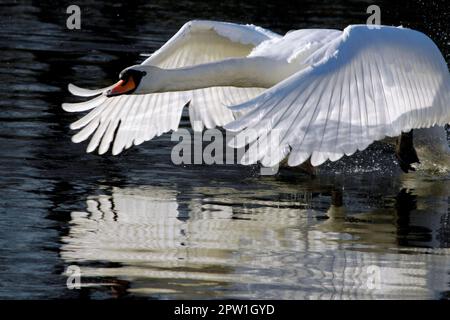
[1,0,450,299]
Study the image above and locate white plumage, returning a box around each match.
[64,21,450,167]
[226,25,450,167]
[64,21,275,155]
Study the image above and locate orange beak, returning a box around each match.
[107,76,137,97]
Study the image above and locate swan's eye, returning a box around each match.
[124,70,145,79]
[119,70,127,80]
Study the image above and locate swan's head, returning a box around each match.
[106,65,161,97]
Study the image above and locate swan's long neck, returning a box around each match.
[151,57,292,92]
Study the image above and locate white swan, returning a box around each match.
[63,20,450,171]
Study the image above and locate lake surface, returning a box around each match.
[1,0,449,299]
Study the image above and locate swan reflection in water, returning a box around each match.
[60,175,450,299]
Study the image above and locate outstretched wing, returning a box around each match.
[64,20,279,155]
[225,25,450,167]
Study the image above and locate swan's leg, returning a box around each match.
[395,130,420,173]
[326,189,346,220]
[331,189,343,207]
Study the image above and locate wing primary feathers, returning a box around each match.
[72,119,99,143]
[68,83,113,97]
[62,94,107,112]
[65,20,273,154]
